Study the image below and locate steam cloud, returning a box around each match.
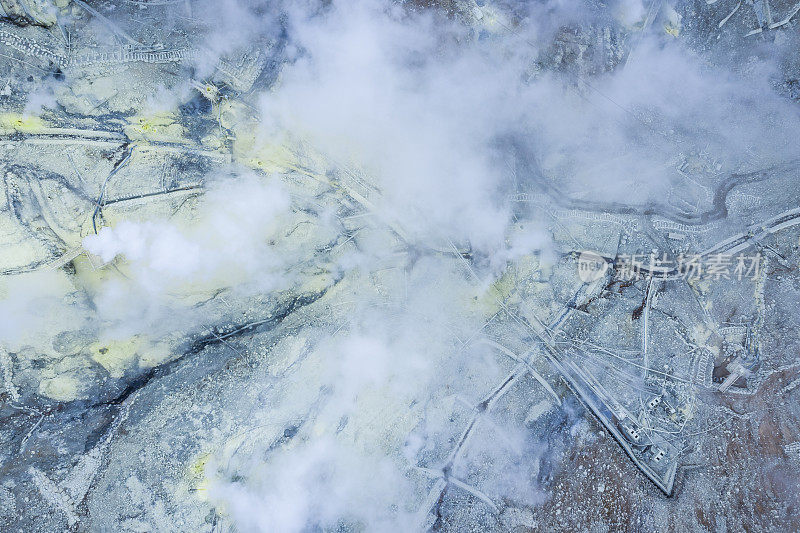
[2,0,797,530]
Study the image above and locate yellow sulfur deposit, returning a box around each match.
[89,337,144,379]
[0,113,47,134]
[124,113,186,142]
